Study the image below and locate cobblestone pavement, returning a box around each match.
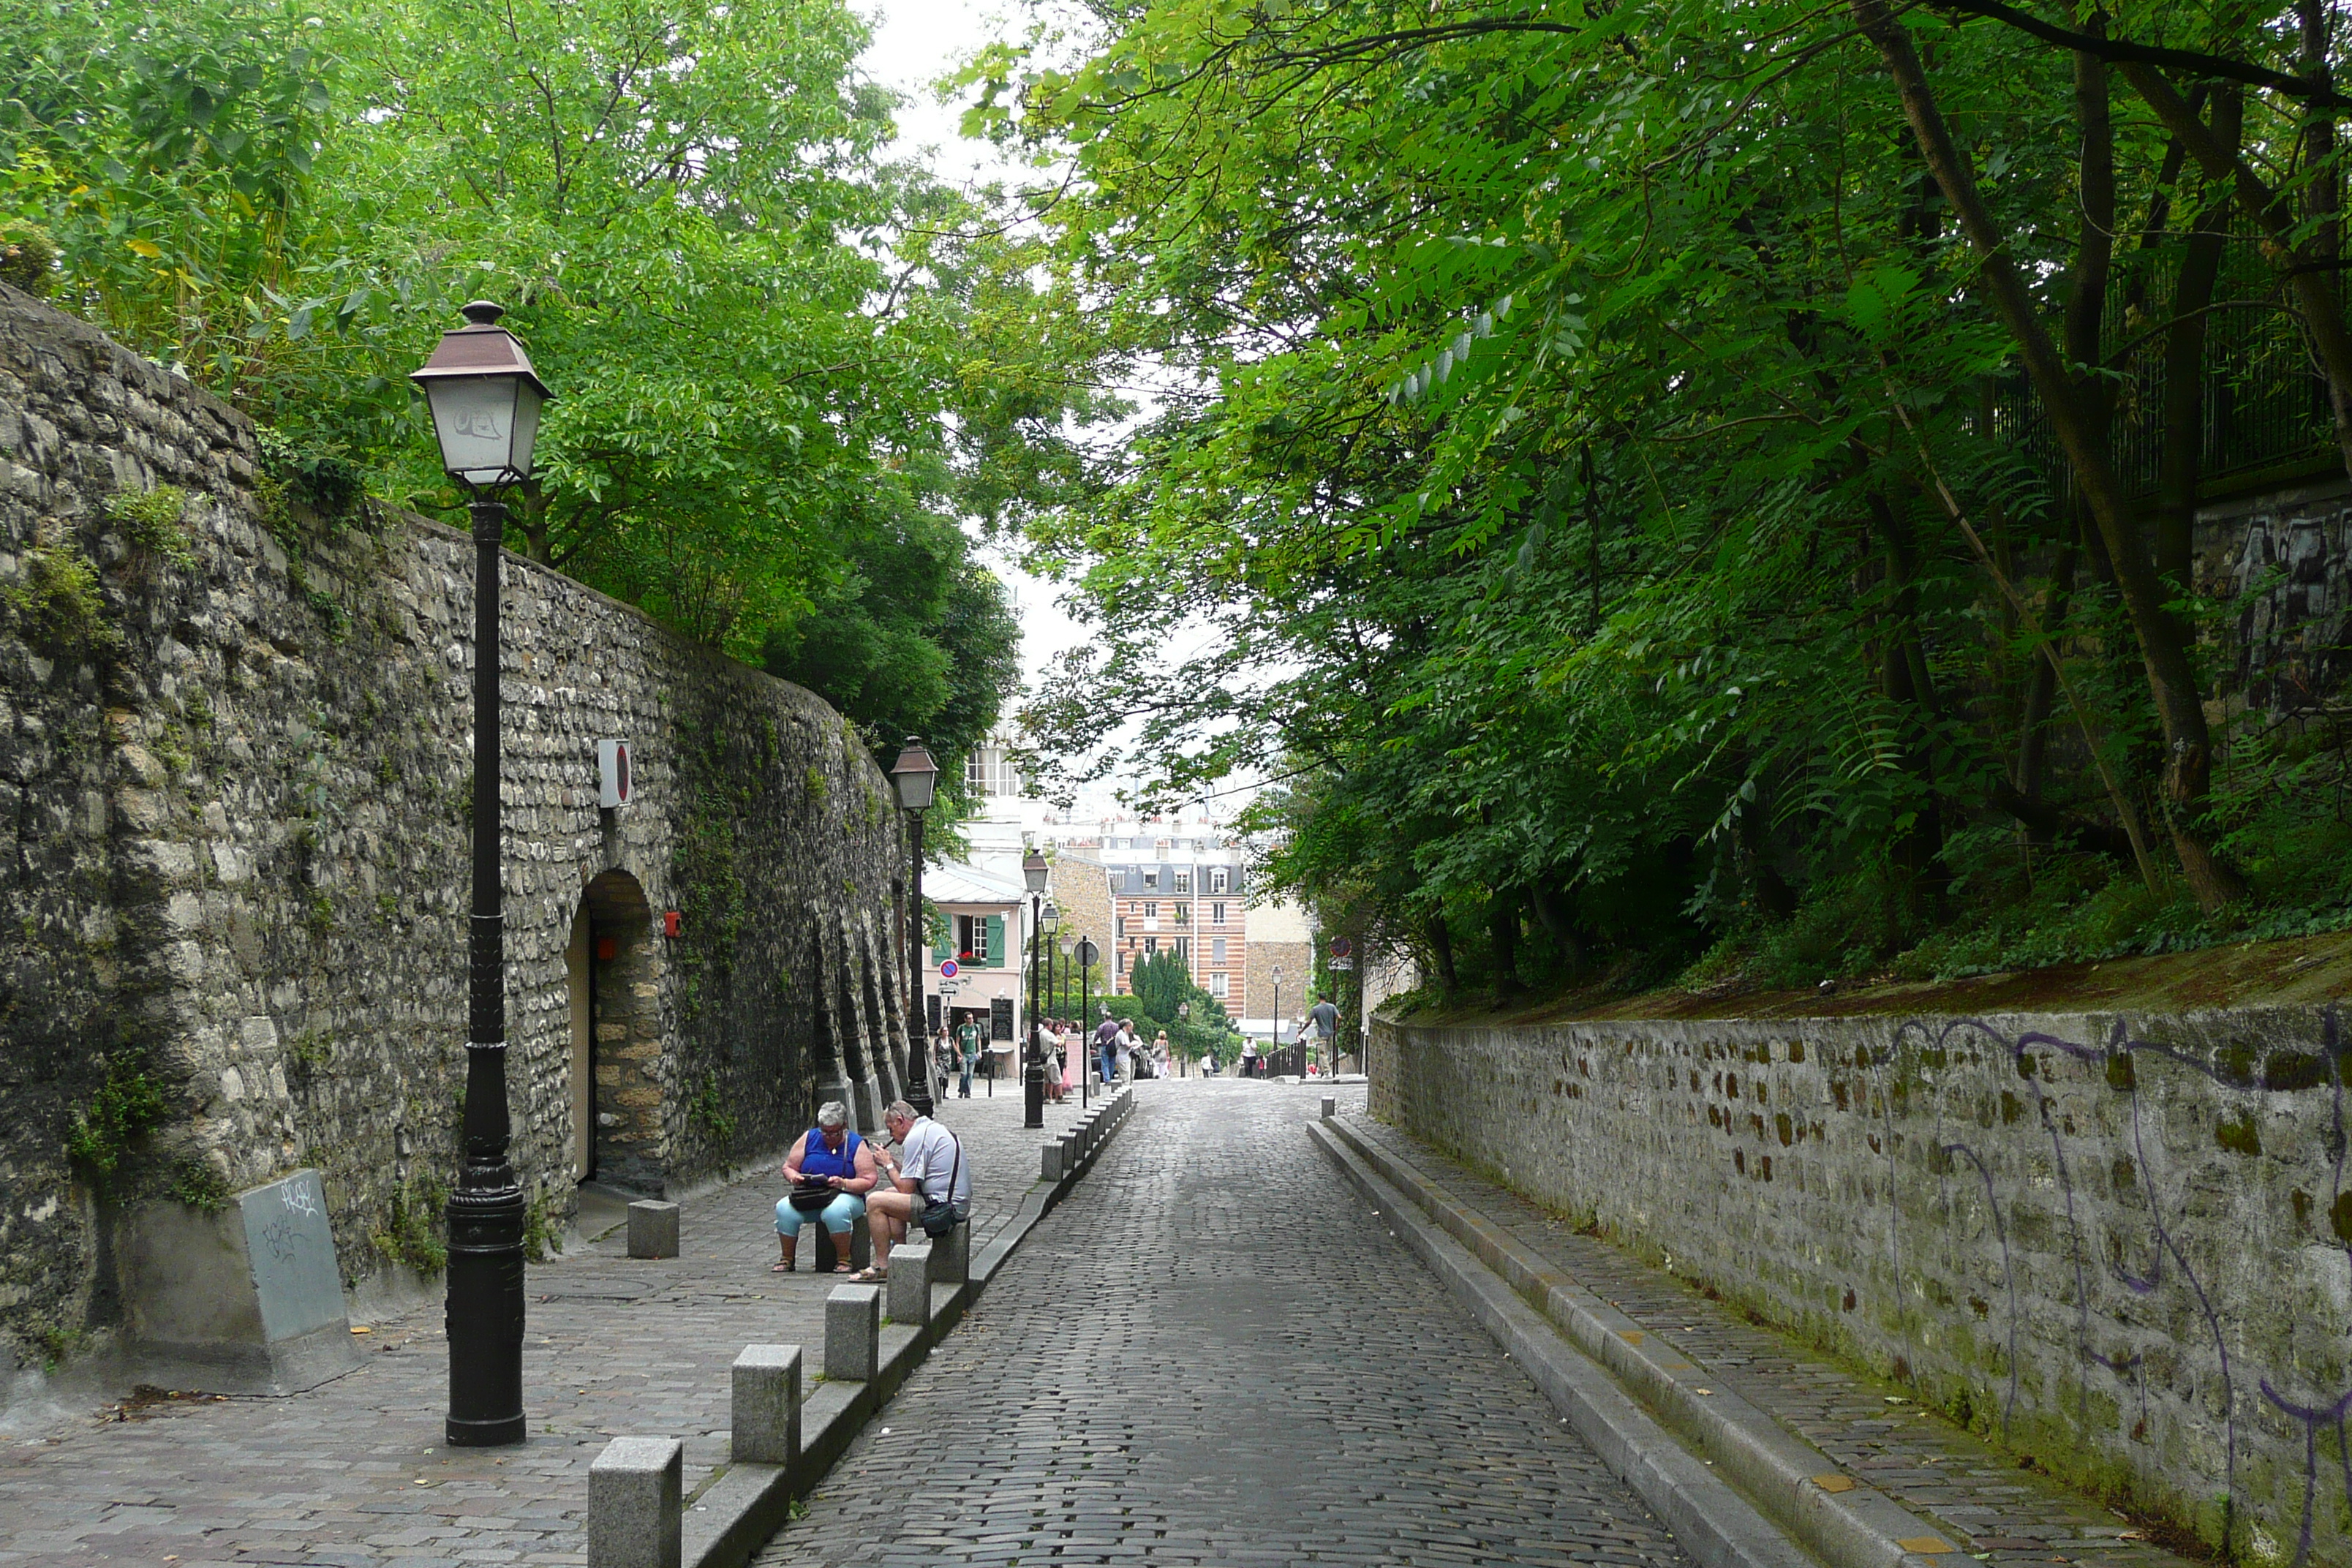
[1339,1119,2193,1568]
[0,1089,1092,1567]
[751,1077,1697,1568]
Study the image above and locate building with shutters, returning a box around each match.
[919,860,1028,1076]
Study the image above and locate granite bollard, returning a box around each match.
[1040,1142,1065,1183]
[1320,1096,1336,1120]
[588,1436,682,1568]
[627,1200,679,1259]
[886,1242,932,1327]
[824,1284,881,1382]
[932,1219,970,1285]
[730,1344,802,1465]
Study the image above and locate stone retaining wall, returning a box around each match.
[1371,1003,2350,1565]
[0,282,914,1370]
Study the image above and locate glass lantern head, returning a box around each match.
[410,302,554,491]
[889,737,940,811]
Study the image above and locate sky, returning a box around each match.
[859,0,1098,712]
[856,1,1263,824]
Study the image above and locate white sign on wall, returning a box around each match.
[598,739,633,808]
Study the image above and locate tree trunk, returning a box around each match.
[2157,91,2239,616]
[1426,913,1458,997]
[1852,0,2245,909]
[1488,890,1526,999]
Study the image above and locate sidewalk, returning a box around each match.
[0,1090,1098,1567]
[1333,1116,2194,1568]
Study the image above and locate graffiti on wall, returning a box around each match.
[1856,1011,2350,1567]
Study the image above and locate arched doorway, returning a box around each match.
[567,870,660,1192]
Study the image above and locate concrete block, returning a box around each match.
[824,1284,881,1382]
[887,1243,932,1327]
[813,1223,870,1273]
[730,1344,801,1465]
[627,1200,679,1259]
[1320,1096,1337,1120]
[931,1218,970,1285]
[1041,1142,1065,1183]
[588,1435,682,1568]
[110,1166,362,1394]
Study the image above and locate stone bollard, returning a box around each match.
[931,1218,970,1285]
[730,1344,801,1466]
[1063,1129,1079,1169]
[1320,1096,1336,1120]
[825,1284,881,1382]
[627,1201,679,1260]
[887,1242,932,1328]
[588,1436,682,1568]
[813,1224,870,1275]
[1040,1141,1064,1183]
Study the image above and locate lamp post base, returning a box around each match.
[442,1173,527,1447]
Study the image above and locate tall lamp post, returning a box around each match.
[1271,966,1284,1079]
[1022,850,1049,1127]
[1177,1000,1191,1077]
[889,739,939,1117]
[410,301,553,1449]
[1076,935,1096,1109]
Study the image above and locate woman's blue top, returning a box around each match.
[800,1128,862,1182]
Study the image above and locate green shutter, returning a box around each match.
[985,913,1006,967]
[933,927,951,962]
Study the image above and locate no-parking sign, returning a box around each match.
[940,958,960,979]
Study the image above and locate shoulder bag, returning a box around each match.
[917,1133,965,1237]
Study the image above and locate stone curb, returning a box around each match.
[601,1085,1139,1568]
[1314,1114,1959,1568]
[1306,1119,1816,1568]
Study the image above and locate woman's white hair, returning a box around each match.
[815,1100,850,1129]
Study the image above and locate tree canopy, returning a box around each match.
[989,0,2352,1001]
[0,0,1107,799]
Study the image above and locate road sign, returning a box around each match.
[1075,938,1099,968]
[939,958,960,979]
[1328,957,1354,971]
[1329,936,1353,959]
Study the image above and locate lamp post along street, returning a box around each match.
[1022,851,1048,1128]
[1273,967,1284,1079]
[1078,935,1093,1108]
[410,301,552,1449]
[889,739,940,1118]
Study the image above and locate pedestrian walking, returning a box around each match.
[1096,1011,1120,1086]
[957,1014,979,1097]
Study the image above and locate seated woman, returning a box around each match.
[773,1100,877,1273]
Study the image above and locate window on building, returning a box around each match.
[1144,936,1158,955]
[1173,903,1189,925]
[1143,902,1158,919]
[956,913,992,964]
[1212,936,1227,962]
[1210,973,1229,998]
[1117,949,1127,973]
[1175,870,1192,894]
[1142,870,1158,890]
[1210,867,1230,894]
[1115,916,1126,938]
[1210,902,1226,925]
[1174,935,1190,963]
[964,748,1022,797]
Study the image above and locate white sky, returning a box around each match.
[859,1,1266,823]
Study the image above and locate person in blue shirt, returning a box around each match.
[773,1101,876,1273]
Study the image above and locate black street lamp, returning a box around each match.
[410,301,554,1449]
[1022,849,1049,1128]
[1271,965,1284,1079]
[1077,935,1096,1109]
[1178,1000,1190,1077]
[889,739,940,1117]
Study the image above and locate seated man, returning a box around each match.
[773,1100,876,1273]
[856,1098,972,1281]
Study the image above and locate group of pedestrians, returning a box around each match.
[772,1098,972,1283]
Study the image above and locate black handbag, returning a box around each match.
[916,1134,965,1237]
[788,1181,835,1214]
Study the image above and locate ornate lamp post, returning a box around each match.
[1076,935,1097,1108]
[889,739,940,1117]
[1022,849,1049,1128]
[1271,965,1284,1078]
[410,301,553,1449]
[1178,1000,1191,1077]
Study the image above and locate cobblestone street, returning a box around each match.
[0,1087,1090,1567]
[752,1077,1697,1568]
